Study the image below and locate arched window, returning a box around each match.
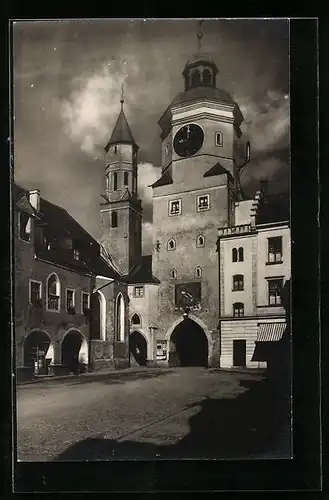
[246,141,251,161]
[232,248,238,262]
[111,211,118,228]
[47,273,60,311]
[238,247,244,262]
[113,172,118,191]
[215,132,223,147]
[233,302,244,317]
[233,274,244,291]
[116,294,125,342]
[167,238,176,251]
[170,269,177,279]
[191,69,201,86]
[124,171,129,186]
[105,173,110,193]
[196,235,205,248]
[131,313,141,326]
[195,267,202,278]
[202,68,212,86]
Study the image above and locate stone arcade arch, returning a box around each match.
[129,330,148,366]
[165,315,212,367]
[116,293,125,342]
[24,329,54,369]
[61,329,88,373]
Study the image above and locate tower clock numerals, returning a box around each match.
[173,124,204,158]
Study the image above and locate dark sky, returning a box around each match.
[13,19,290,253]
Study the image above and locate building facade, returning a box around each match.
[14,184,130,381]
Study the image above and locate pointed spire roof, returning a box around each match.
[104,86,138,152]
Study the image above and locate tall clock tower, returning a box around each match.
[151,36,250,366]
[99,94,142,275]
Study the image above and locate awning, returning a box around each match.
[256,322,286,342]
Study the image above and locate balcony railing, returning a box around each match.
[218,223,256,237]
[47,295,60,310]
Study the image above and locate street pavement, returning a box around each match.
[16,367,291,461]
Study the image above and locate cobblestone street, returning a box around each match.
[16,367,291,461]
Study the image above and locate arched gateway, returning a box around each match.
[166,317,210,367]
[61,329,88,373]
[129,331,147,366]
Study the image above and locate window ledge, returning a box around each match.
[266,261,283,266]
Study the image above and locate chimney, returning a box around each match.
[29,189,40,212]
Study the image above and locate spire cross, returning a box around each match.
[197,20,204,52]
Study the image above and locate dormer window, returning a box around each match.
[215,132,223,147]
[73,249,80,260]
[18,212,31,242]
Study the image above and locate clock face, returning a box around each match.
[173,124,204,157]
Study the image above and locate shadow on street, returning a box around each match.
[54,375,292,461]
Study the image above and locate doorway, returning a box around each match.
[129,331,147,366]
[233,339,246,367]
[169,318,208,367]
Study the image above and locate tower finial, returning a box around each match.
[197,20,204,52]
[120,83,124,109]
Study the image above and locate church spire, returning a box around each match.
[120,83,124,109]
[104,87,138,152]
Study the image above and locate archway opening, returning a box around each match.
[129,331,147,366]
[169,318,208,367]
[24,330,53,373]
[62,330,86,374]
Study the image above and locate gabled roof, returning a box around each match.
[256,192,290,225]
[104,108,137,152]
[16,194,39,217]
[151,170,173,188]
[127,255,160,284]
[203,162,228,178]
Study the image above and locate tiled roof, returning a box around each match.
[171,86,233,107]
[127,255,160,284]
[104,109,137,151]
[151,170,173,188]
[203,162,228,178]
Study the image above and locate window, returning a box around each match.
[191,69,201,86]
[238,247,244,262]
[169,199,181,216]
[268,236,283,263]
[113,172,118,191]
[134,285,144,298]
[233,274,244,291]
[196,235,205,248]
[195,267,202,278]
[124,172,129,186]
[246,141,251,161]
[268,278,283,306]
[165,144,169,155]
[131,313,141,325]
[114,145,118,154]
[202,68,212,86]
[232,248,238,262]
[73,249,80,260]
[167,238,176,251]
[106,173,110,192]
[111,211,118,228]
[66,289,75,312]
[170,269,177,279]
[47,273,60,311]
[19,212,31,242]
[215,132,223,147]
[197,194,210,212]
[82,291,90,313]
[233,302,244,317]
[29,280,42,307]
